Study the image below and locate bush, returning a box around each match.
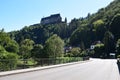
[117,55,120,58]
[0,46,18,71]
[94,43,104,58]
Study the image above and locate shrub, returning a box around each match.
[117,55,120,58]
[0,46,18,71]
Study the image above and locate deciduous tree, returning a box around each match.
[44,34,64,58]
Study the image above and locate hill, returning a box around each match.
[70,0,120,47]
[10,0,120,51]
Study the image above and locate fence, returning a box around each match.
[0,57,89,71]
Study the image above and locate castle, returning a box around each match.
[41,14,62,25]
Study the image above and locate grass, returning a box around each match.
[17,58,37,66]
[17,57,83,69]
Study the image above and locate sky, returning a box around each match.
[0,0,114,32]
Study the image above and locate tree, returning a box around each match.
[20,39,34,59]
[70,27,91,48]
[93,19,106,40]
[116,39,120,57]
[31,44,44,58]
[70,47,81,57]
[109,14,120,40]
[44,34,64,58]
[5,41,19,53]
[0,30,11,46]
[94,43,105,58]
[0,46,18,71]
[103,31,115,58]
[65,47,88,57]
[0,30,19,53]
[70,47,82,57]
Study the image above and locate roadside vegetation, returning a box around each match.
[0,31,85,71]
[0,0,120,71]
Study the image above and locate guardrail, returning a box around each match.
[0,57,89,71]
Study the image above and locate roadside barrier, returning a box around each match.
[0,57,88,71]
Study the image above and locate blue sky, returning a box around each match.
[0,0,114,32]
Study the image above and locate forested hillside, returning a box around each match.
[70,0,120,46]
[9,20,79,45]
[8,0,120,58]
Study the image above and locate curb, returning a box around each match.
[0,60,90,77]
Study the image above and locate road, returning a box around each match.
[0,59,120,80]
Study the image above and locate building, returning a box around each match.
[90,41,102,50]
[41,14,62,25]
[64,46,72,53]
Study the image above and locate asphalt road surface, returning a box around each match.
[0,59,120,80]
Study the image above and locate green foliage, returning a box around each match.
[88,50,95,57]
[9,22,72,45]
[93,20,106,40]
[18,58,37,67]
[0,30,19,71]
[20,39,34,59]
[116,39,120,57]
[94,43,105,58]
[70,27,91,48]
[0,45,5,53]
[117,55,120,58]
[93,20,104,30]
[31,44,44,58]
[109,14,120,40]
[103,31,115,58]
[80,50,88,57]
[0,46,18,71]
[5,41,19,53]
[0,30,19,53]
[70,47,81,57]
[0,31,11,46]
[65,47,88,57]
[65,47,81,57]
[44,34,64,58]
[69,0,120,52]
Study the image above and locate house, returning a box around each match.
[64,46,72,53]
[90,41,102,50]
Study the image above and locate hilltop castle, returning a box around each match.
[40,14,62,25]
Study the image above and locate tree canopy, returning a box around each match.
[44,34,64,58]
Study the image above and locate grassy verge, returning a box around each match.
[17,58,37,68]
[0,57,88,71]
